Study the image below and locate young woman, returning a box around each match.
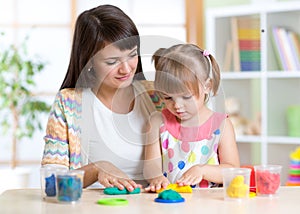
[41,4,162,192]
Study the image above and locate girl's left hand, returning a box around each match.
[176,165,204,186]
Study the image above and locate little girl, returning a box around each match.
[143,44,240,192]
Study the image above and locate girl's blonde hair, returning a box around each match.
[152,44,220,100]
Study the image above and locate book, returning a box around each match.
[271,27,287,70]
[287,30,300,70]
[271,26,300,71]
[231,17,241,72]
[223,40,233,71]
[278,27,298,70]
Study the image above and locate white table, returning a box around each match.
[1,187,300,214]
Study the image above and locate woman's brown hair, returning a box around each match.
[60,4,144,90]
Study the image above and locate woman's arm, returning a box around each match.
[80,163,99,187]
[41,89,76,168]
[42,89,140,190]
[81,161,139,191]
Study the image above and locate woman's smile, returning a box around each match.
[116,73,132,81]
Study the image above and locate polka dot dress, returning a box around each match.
[159,109,228,188]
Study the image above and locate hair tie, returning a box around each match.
[203,50,210,56]
[203,50,213,79]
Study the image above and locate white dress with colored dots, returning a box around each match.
[160,109,228,188]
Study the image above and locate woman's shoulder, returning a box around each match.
[54,88,83,108]
[56,88,83,99]
[58,88,82,96]
[139,80,154,90]
[135,80,164,111]
[133,80,154,92]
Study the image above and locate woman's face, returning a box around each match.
[92,44,139,89]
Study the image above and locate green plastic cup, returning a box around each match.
[286,106,300,137]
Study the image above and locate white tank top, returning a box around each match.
[80,81,155,184]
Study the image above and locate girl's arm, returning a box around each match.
[143,112,169,191]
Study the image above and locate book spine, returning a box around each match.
[277,27,298,71]
[271,27,287,70]
[287,30,300,70]
[231,17,241,72]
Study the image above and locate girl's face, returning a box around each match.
[162,88,207,125]
[92,44,139,89]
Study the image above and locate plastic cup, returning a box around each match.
[286,105,300,137]
[40,166,67,201]
[222,168,251,201]
[56,170,85,203]
[254,165,282,197]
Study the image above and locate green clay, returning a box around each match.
[157,189,182,200]
[103,187,141,195]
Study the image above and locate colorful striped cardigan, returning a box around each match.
[41,80,163,169]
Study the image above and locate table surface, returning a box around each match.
[1,186,300,214]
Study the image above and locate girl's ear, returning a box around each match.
[204,78,212,94]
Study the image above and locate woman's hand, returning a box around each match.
[144,175,170,192]
[95,161,140,192]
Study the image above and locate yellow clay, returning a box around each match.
[156,183,193,193]
[226,175,249,198]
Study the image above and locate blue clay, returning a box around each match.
[57,175,82,202]
[45,174,56,196]
[158,189,182,200]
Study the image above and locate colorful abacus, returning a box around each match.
[286,147,300,186]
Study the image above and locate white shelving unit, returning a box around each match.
[206,1,300,184]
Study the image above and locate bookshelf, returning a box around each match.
[206,2,300,185]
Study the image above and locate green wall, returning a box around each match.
[205,0,298,8]
[205,0,249,8]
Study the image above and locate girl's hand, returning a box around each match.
[144,175,170,192]
[177,165,204,186]
[95,161,140,192]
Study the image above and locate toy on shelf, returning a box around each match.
[225,97,249,135]
[286,147,300,186]
[225,97,261,136]
[245,112,261,135]
[156,183,192,193]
